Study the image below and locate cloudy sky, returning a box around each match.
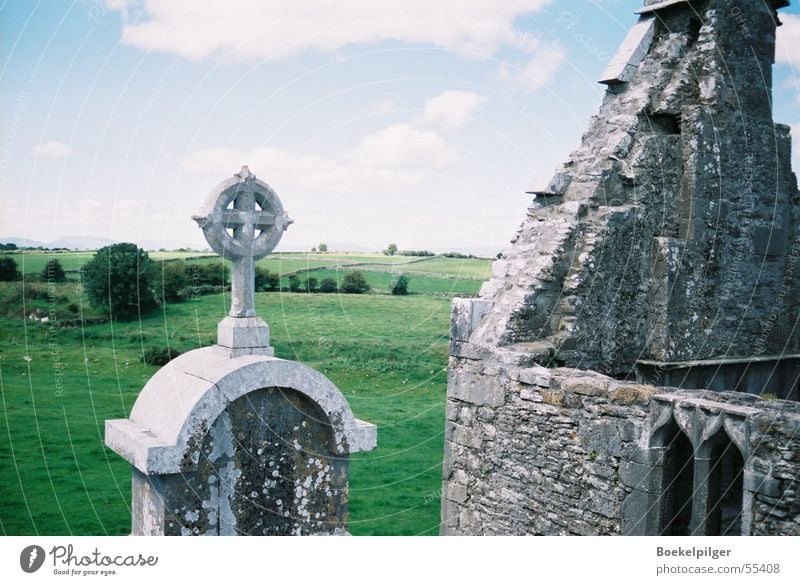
[1,0,799,253]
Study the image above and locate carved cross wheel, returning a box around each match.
[193,166,293,317]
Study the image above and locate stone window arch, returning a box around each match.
[645,396,755,536]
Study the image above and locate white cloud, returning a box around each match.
[181,123,459,190]
[33,140,71,158]
[351,124,458,168]
[497,41,566,94]
[372,93,407,114]
[105,0,551,61]
[418,91,487,130]
[777,14,800,70]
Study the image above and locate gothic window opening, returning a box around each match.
[703,430,744,536]
[658,422,694,536]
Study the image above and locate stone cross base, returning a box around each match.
[217,316,273,357]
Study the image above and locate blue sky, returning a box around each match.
[1,0,799,254]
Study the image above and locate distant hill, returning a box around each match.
[49,236,116,250]
[0,236,117,250]
[0,237,46,248]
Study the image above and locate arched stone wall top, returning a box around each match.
[649,393,758,456]
[105,346,377,475]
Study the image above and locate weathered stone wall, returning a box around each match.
[471,0,800,375]
[441,0,800,537]
[442,345,800,535]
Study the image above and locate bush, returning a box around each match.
[288,273,302,292]
[304,276,318,293]
[341,271,370,294]
[141,346,181,366]
[0,257,20,281]
[319,278,338,293]
[183,284,224,297]
[42,259,66,282]
[153,260,189,303]
[398,250,435,257]
[391,274,410,295]
[82,243,157,319]
[255,266,280,292]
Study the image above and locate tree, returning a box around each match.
[391,274,410,295]
[82,243,157,319]
[0,257,20,281]
[42,258,67,282]
[319,278,338,293]
[311,247,317,253]
[288,273,302,292]
[384,243,398,256]
[341,271,370,294]
[153,260,189,303]
[254,266,277,291]
[318,243,328,253]
[305,276,318,293]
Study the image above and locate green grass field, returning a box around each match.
[3,250,216,275]
[0,250,489,536]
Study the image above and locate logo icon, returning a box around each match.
[20,545,45,573]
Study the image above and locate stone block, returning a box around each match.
[216,316,272,351]
[450,423,484,449]
[517,366,552,387]
[744,470,782,498]
[598,17,655,84]
[620,460,651,490]
[621,489,649,535]
[448,370,506,407]
[561,375,610,396]
[450,298,491,342]
[445,481,469,504]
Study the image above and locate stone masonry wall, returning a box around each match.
[471,0,800,375]
[442,345,800,535]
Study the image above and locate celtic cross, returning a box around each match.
[193,166,293,319]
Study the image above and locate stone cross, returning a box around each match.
[105,167,377,535]
[192,165,292,318]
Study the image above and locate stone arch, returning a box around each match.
[695,427,746,536]
[651,418,695,535]
[107,348,376,476]
[105,347,377,535]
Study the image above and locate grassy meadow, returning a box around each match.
[0,251,491,536]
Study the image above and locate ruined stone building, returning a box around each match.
[442,0,800,535]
